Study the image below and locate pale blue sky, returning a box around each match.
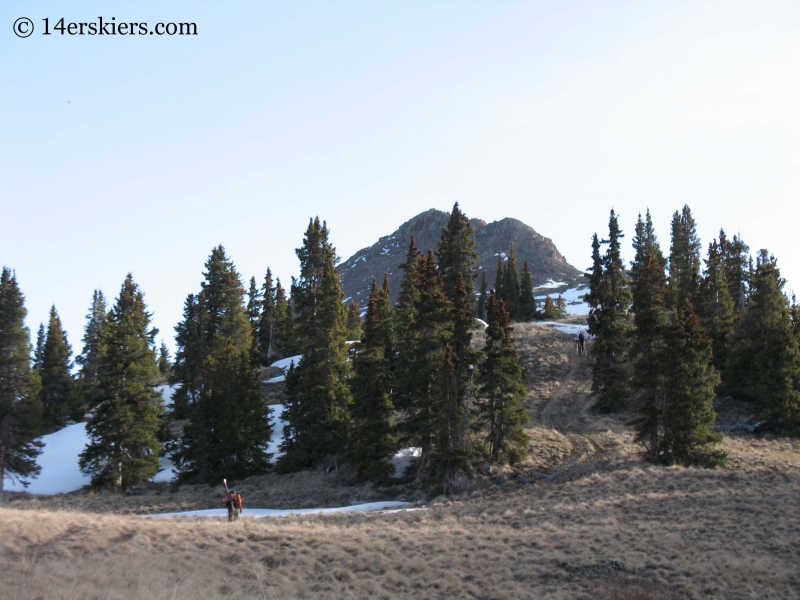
[2,0,798,355]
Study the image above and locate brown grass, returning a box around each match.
[2,322,799,599]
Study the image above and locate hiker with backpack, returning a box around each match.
[577,330,586,357]
[222,490,244,521]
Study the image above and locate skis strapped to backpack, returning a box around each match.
[223,478,233,507]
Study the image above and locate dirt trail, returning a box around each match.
[538,341,594,432]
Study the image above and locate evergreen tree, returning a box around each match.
[542,296,566,320]
[727,251,800,429]
[272,279,297,358]
[477,272,488,321]
[278,218,352,472]
[519,262,537,321]
[668,205,702,310]
[660,302,725,466]
[0,268,43,492]
[476,291,529,465]
[587,211,632,412]
[34,324,45,372]
[79,275,163,490]
[346,301,362,340]
[394,246,451,478]
[157,341,171,377]
[76,290,108,411]
[791,293,800,341]
[40,306,76,430]
[697,240,736,371]
[503,244,520,320]
[177,337,272,482]
[257,268,278,363]
[718,230,751,316]
[172,246,252,414]
[427,273,477,493]
[494,254,505,307]
[246,276,261,327]
[347,280,397,481]
[437,202,479,303]
[171,293,204,415]
[628,248,669,461]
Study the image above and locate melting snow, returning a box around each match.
[148,501,415,519]
[392,447,421,478]
[264,375,285,384]
[270,355,302,372]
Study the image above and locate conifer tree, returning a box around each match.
[697,240,736,370]
[503,244,521,320]
[278,218,352,472]
[246,276,261,326]
[519,262,537,321]
[718,230,750,315]
[668,205,702,310]
[0,268,43,492]
[494,255,505,306]
[272,279,297,358]
[347,280,397,481]
[171,293,204,415]
[427,273,477,492]
[587,210,632,412]
[257,268,277,363]
[791,293,800,341]
[79,275,163,490]
[542,296,567,320]
[346,301,362,340]
[727,251,800,428]
[477,272,488,321]
[660,302,726,466]
[395,245,451,477]
[76,290,108,411]
[34,324,45,372]
[476,291,529,465]
[157,341,171,377]
[437,202,479,303]
[172,246,252,414]
[628,247,669,461]
[40,306,76,429]
[177,337,272,482]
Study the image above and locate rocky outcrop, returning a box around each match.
[339,209,583,307]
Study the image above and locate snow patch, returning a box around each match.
[535,322,589,336]
[156,384,179,407]
[391,447,421,479]
[475,318,488,329]
[148,501,414,519]
[270,355,302,372]
[264,375,285,384]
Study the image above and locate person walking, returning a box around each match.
[577,330,586,357]
[223,490,244,521]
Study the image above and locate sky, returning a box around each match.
[1,0,798,356]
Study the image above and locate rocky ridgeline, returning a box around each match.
[339,208,584,307]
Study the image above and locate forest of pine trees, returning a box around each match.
[4,201,800,493]
[588,205,800,466]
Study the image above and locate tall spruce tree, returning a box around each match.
[76,290,108,411]
[727,251,800,429]
[503,244,521,320]
[79,275,163,490]
[278,218,352,472]
[519,262,537,321]
[587,211,632,412]
[157,341,171,377]
[395,245,452,479]
[437,202,479,303]
[476,291,529,465]
[494,254,505,307]
[668,205,702,310]
[718,230,750,316]
[172,246,252,415]
[347,279,397,481]
[34,324,45,372]
[628,245,669,461]
[272,279,297,358]
[0,268,43,492]
[660,302,726,466]
[177,337,272,482]
[246,276,261,327]
[40,306,76,430]
[257,268,277,363]
[697,240,736,371]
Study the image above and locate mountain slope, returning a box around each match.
[339,208,583,306]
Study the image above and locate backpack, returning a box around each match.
[232,493,244,510]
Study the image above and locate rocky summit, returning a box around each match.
[339,208,584,307]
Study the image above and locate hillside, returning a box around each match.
[339,208,584,306]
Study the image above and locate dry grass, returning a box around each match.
[2,322,799,599]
